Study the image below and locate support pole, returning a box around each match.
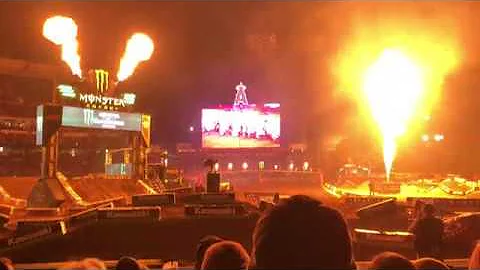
[41,130,59,179]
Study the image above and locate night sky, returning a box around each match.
[1,1,480,161]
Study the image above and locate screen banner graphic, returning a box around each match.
[61,106,142,132]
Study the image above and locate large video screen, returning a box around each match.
[202,104,280,148]
[62,106,142,132]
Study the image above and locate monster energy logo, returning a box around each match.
[83,109,95,126]
[79,93,126,108]
[95,69,109,93]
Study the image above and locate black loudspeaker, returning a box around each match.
[206,173,220,193]
[36,104,63,146]
[132,194,175,206]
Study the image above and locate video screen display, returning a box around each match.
[62,106,142,132]
[202,104,280,148]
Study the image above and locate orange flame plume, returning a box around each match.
[43,16,82,78]
[363,49,423,181]
[117,33,154,82]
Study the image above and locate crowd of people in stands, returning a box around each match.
[0,195,478,270]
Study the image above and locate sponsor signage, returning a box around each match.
[57,84,136,111]
[97,207,161,221]
[62,106,143,132]
[184,204,245,216]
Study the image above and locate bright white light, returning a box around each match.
[303,161,309,171]
[264,103,280,109]
[273,164,279,170]
[0,146,4,153]
[227,163,233,170]
[242,162,248,170]
[434,134,444,142]
[43,16,78,45]
[189,126,195,132]
[214,162,220,171]
[43,16,82,78]
[259,161,265,170]
[421,134,429,142]
[288,162,294,171]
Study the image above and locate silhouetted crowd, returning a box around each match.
[0,195,479,270]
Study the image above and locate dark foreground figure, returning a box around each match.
[409,204,444,259]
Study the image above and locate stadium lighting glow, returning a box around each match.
[242,162,248,170]
[421,134,430,142]
[214,162,220,171]
[303,161,309,171]
[259,161,265,170]
[189,126,195,132]
[434,134,444,142]
[288,162,294,171]
[273,164,279,170]
[227,163,233,170]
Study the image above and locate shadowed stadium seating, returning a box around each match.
[0,215,258,263]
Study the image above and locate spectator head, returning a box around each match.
[0,258,13,270]
[195,235,223,270]
[116,256,143,270]
[370,252,415,270]
[414,257,450,269]
[423,204,436,217]
[469,243,480,270]
[201,240,250,270]
[252,195,353,269]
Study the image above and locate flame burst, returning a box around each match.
[363,49,423,181]
[332,8,461,182]
[43,16,82,78]
[117,33,154,82]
